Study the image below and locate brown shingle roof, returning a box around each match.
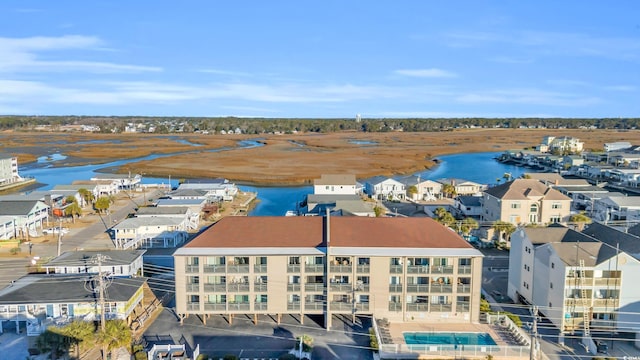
[314,174,357,186]
[185,216,472,249]
[484,179,570,201]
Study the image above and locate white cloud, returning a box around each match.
[394,68,458,78]
[0,35,161,73]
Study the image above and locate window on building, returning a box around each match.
[189,295,199,303]
[288,257,300,265]
[530,203,538,213]
[551,262,555,269]
[550,282,553,289]
[550,216,561,223]
[511,202,521,209]
[458,258,472,266]
[552,203,562,209]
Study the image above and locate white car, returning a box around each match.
[42,227,69,235]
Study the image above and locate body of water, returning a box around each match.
[19,150,532,216]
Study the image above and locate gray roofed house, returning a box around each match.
[0,200,49,236]
[112,216,190,250]
[454,195,483,218]
[0,275,146,335]
[582,222,640,261]
[363,176,405,200]
[304,194,375,217]
[136,206,190,216]
[43,250,146,277]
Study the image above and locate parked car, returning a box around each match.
[595,340,608,354]
[42,227,69,235]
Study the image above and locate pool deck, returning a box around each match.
[386,322,510,346]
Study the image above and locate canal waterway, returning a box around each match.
[19,149,533,216]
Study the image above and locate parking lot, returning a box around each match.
[143,309,374,359]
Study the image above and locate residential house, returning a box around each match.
[364,176,405,200]
[454,196,483,218]
[0,216,16,240]
[303,194,375,217]
[604,142,632,152]
[91,173,142,190]
[399,176,442,201]
[177,182,238,201]
[538,136,584,154]
[42,250,145,277]
[553,184,611,212]
[0,153,19,186]
[592,196,640,222]
[155,198,206,215]
[481,179,572,225]
[437,178,485,196]
[72,179,119,196]
[53,184,101,204]
[174,217,483,327]
[607,169,640,187]
[508,224,640,340]
[112,216,190,249]
[313,174,358,195]
[0,200,50,238]
[136,206,199,230]
[562,155,584,168]
[0,275,146,335]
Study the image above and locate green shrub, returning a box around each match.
[196,355,209,360]
[505,312,522,327]
[9,247,21,255]
[369,328,379,352]
[480,298,491,312]
[223,355,239,360]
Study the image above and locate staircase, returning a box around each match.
[579,259,590,337]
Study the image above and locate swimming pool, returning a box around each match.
[403,332,497,346]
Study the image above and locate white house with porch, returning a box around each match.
[135,206,199,230]
[91,173,142,190]
[0,200,49,238]
[399,175,442,201]
[364,176,405,200]
[112,216,190,249]
[0,275,146,336]
[42,250,145,277]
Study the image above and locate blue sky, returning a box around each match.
[1,1,639,118]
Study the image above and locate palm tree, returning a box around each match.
[58,321,95,357]
[95,320,132,360]
[441,184,456,198]
[570,212,592,231]
[64,197,82,223]
[491,221,516,246]
[77,188,94,207]
[434,207,455,227]
[94,196,111,214]
[407,185,418,200]
[459,217,479,235]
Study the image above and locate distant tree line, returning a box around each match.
[1,115,639,134]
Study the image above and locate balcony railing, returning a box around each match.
[407,265,429,274]
[227,283,250,292]
[389,284,403,292]
[305,264,324,273]
[457,284,471,293]
[594,278,620,287]
[254,283,267,292]
[287,264,301,273]
[305,283,324,292]
[330,283,352,292]
[186,283,200,292]
[187,303,199,311]
[355,303,369,312]
[204,303,226,311]
[204,283,226,292]
[254,264,267,273]
[185,265,199,273]
[592,298,619,307]
[430,284,453,293]
[430,303,453,312]
[330,302,352,311]
[456,301,470,312]
[565,298,589,307]
[228,303,250,311]
[356,265,370,273]
[287,283,301,292]
[389,265,403,274]
[227,264,250,273]
[203,264,225,273]
[254,302,268,311]
[565,277,594,286]
[406,303,429,312]
[458,266,472,274]
[356,284,370,292]
[406,284,429,293]
[304,301,324,311]
[388,302,402,312]
[287,301,301,311]
[431,266,454,274]
[330,264,352,273]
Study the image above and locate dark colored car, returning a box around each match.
[595,340,608,354]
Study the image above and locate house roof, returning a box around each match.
[113,216,185,229]
[582,222,640,260]
[546,242,605,267]
[436,178,481,186]
[521,226,594,246]
[483,179,570,201]
[0,275,146,304]
[524,173,563,182]
[168,189,209,197]
[155,199,205,206]
[53,184,98,191]
[600,196,640,208]
[72,180,116,186]
[365,176,394,185]
[314,174,356,186]
[91,174,133,180]
[555,185,609,194]
[307,194,362,204]
[44,250,146,268]
[183,216,475,250]
[0,200,44,216]
[456,196,482,207]
[136,207,190,216]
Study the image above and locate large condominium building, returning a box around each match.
[174,216,483,327]
[0,153,19,186]
[508,224,640,340]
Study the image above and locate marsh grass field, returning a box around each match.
[1,129,636,185]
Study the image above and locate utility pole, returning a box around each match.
[57,218,63,256]
[530,305,538,360]
[90,254,111,332]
